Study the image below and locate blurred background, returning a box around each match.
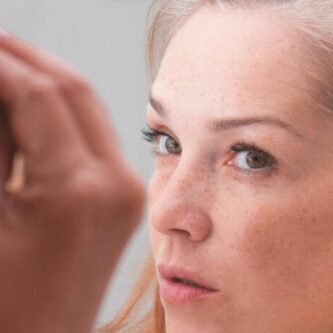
[0,0,153,328]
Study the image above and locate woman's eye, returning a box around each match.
[142,129,275,172]
[159,135,181,155]
[233,151,272,170]
[141,127,182,156]
[229,142,276,172]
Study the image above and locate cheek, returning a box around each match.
[237,193,333,296]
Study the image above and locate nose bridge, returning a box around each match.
[169,155,214,202]
[150,156,214,242]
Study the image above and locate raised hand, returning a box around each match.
[0,30,144,333]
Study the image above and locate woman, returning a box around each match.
[104,0,333,332]
[0,0,333,332]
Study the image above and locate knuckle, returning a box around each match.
[64,166,144,229]
[68,168,107,204]
[26,75,59,98]
[60,75,93,97]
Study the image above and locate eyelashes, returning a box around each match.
[142,127,182,156]
[141,127,166,143]
[228,139,277,176]
[141,126,278,176]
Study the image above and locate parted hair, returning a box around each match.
[98,0,333,332]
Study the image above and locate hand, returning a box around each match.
[0,31,145,333]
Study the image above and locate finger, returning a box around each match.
[0,33,120,161]
[0,48,89,183]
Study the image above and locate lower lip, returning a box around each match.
[159,278,217,305]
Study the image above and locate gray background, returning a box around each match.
[0,0,153,328]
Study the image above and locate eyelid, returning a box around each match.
[143,124,179,143]
[228,162,278,179]
[141,128,170,143]
[231,140,274,157]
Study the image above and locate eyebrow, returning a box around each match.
[149,94,304,139]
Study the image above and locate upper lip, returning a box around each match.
[158,262,219,291]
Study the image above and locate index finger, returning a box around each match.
[0,32,120,161]
[0,48,90,182]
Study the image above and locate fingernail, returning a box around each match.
[0,28,9,36]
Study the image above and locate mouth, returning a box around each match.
[171,277,204,287]
[158,263,218,305]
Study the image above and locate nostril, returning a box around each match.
[170,227,191,236]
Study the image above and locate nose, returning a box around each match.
[149,162,213,242]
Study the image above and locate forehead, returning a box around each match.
[152,4,316,122]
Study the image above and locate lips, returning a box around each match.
[158,263,218,304]
[158,263,217,290]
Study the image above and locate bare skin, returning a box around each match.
[147,3,333,333]
[0,31,144,333]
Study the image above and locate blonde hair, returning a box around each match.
[98,0,333,332]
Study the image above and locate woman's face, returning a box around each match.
[146,4,333,333]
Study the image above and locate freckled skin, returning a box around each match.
[147,3,333,333]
